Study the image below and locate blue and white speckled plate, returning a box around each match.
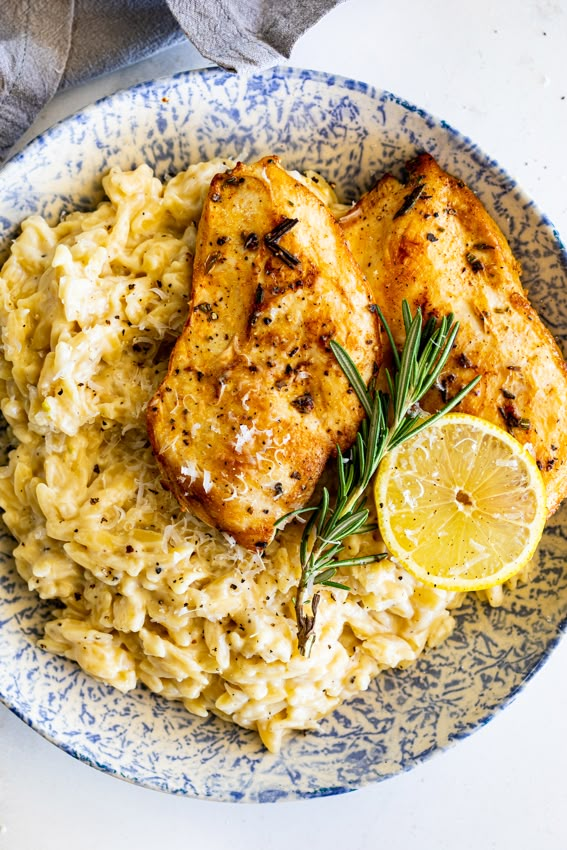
[1,67,566,803]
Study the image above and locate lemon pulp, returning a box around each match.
[374,413,547,591]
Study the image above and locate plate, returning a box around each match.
[1,66,566,803]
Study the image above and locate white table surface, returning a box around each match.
[2,0,567,847]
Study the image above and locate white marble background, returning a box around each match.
[1,0,567,847]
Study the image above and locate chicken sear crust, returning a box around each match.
[147,157,381,550]
[341,152,567,515]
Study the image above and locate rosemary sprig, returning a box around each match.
[276,302,480,657]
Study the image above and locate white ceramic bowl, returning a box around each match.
[1,67,566,802]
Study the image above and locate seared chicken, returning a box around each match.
[147,157,380,549]
[341,152,567,514]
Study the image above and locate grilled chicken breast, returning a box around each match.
[341,152,567,514]
[147,157,380,549]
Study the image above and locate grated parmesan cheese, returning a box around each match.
[202,469,213,493]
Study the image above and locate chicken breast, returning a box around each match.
[341,152,567,514]
[147,157,380,550]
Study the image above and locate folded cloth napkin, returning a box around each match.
[0,0,345,161]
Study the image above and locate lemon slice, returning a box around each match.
[374,413,547,591]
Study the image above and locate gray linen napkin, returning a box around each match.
[0,0,345,162]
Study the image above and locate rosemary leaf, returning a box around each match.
[316,568,344,585]
[324,554,387,569]
[374,304,400,370]
[402,298,413,332]
[330,342,373,417]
